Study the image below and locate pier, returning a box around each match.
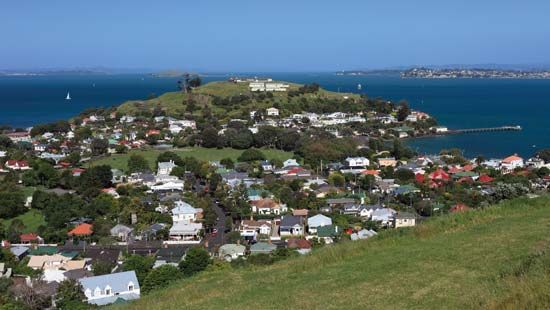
[448,125,522,134]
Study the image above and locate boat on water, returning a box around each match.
[66,92,71,100]
[357,83,362,90]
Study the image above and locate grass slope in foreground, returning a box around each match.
[118,195,550,310]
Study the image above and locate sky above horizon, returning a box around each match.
[1,0,550,72]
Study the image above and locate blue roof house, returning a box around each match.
[79,271,140,306]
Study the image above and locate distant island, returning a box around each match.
[401,67,550,79]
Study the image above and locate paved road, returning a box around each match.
[205,198,226,253]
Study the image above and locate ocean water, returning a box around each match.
[1,73,549,158]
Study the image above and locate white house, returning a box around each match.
[169,222,202,241]
[345,157,370,169]
[218,244,246,262]
[157,160,177,176]
[79,271,140,306]
[501,154,524,173]
[394,212,416,228]
[307,214,333,234]
[283,159,299,167]
[266,107,279,116]
[371,208,397,226]
[171,201,202,223]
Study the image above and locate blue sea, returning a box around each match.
[1,73,549,158]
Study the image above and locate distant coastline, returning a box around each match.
[401,67,550,79]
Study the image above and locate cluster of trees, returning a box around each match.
[288,83,320,97]
[122,247,211,294]
[29,120,71,136]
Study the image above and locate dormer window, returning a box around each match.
[105,288,111,295]
[128,281,135,291]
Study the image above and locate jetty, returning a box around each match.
[448,125,522,134]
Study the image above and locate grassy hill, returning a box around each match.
[116,81,360,120]
[116,195,550,310]
[88,147,293,171]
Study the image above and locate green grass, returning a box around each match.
[118,195,550,309]
[1,209,46,233]
[116,80,360,119]
[88,147,293,171]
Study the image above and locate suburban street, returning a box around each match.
[205,198,226,253]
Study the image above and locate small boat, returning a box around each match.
[66,92,71,100]
[357,83,362,90]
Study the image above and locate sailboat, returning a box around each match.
[66,92,71,100]
[357,83,362,90]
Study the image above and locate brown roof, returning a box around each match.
[292,209,309,217]
[287,238,312,249]
[251,199,279,209]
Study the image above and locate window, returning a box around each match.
[105,288,111,295]
[128,283,134,291]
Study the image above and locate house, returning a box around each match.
[10,246,29,260]
[316,225,340,243]
[371,208,397,226]
[378,157,397,167]
[5,160,30,170]
[501,154,524,173]
[350,229,378,241]
[79,271,140,306]
[394,212,417,228]
[19,233,44,245]
[345,157,370,169]
[239,220,272,239]
[154,247,187,268]
[279,215,304,237]
[307,214,332,234]
[27,254,70,270]
[169,222,202,241]
[293,209,309,217]
[251,199,285,215]
[286,238,312,255]
[247,188,270,201]
[171,201,202,223]
[326,198,356,208]
[266,107,280,116]
[260,160,273,172]
[157,160,177,175]
[110,224,133,241]
[283,159,299,167]
[111,169,125,184]
[250,242,277,255]
[68,223,93,237]
[218,244,246,262]
[150,180,184,192]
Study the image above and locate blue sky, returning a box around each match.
[1,0,549,72]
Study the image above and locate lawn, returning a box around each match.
[2,209,46,233]
[88,147,294,171]
[117,195,550,310]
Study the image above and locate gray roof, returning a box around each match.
[10,246,29,257]
[280,215,303,228]
[79,271,140,304]
[110,224,133,235]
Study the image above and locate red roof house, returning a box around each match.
[415,173,425,183]
[429,169,450,181]
[19,233,44,244]
[68,223,93,236]
[478,174,494,183]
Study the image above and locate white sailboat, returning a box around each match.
[357,83,362,90]
[66,92,71,100]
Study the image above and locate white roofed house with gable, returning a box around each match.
[79,271,140,306]
[171,200,203,223]
[307,214,333,235]
[169,200,203,241]
[266,107,280,116]
[157,160,177,176]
